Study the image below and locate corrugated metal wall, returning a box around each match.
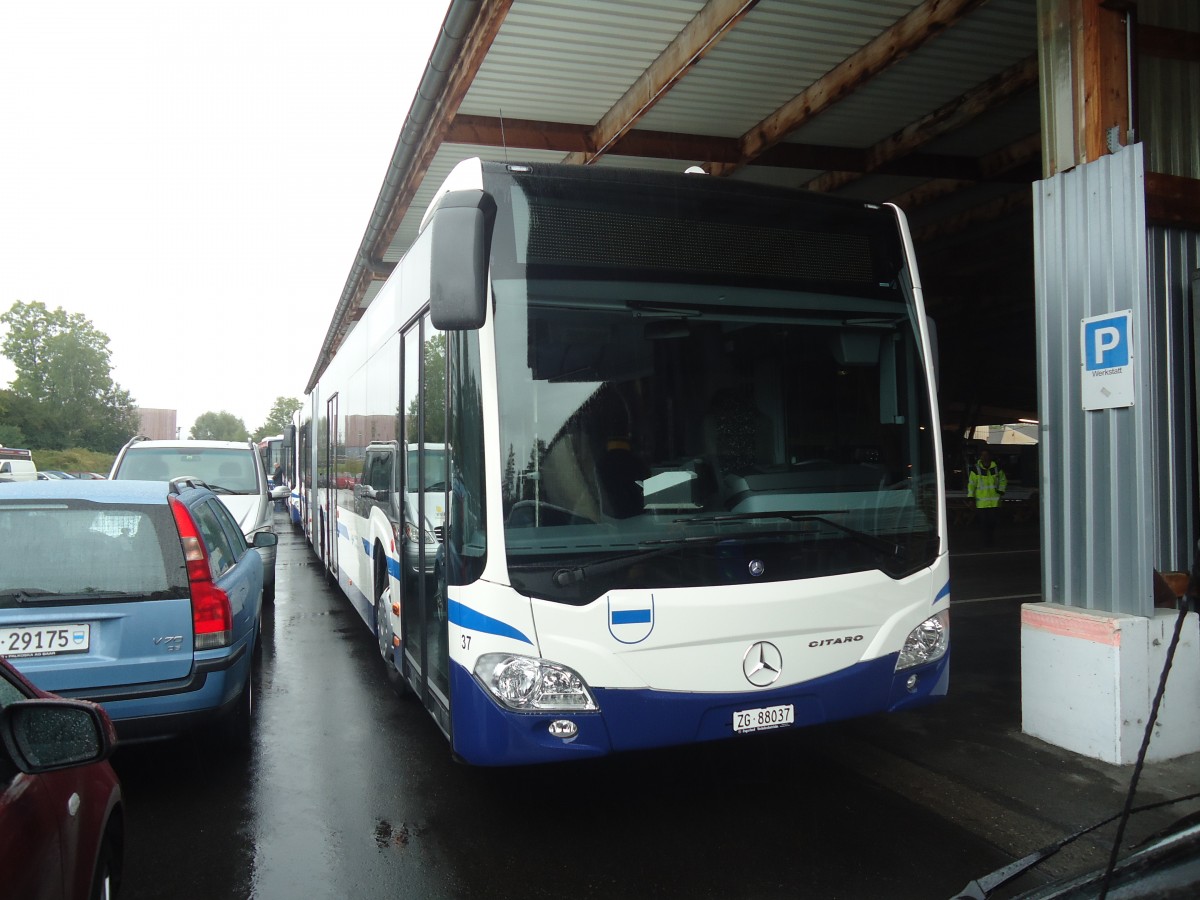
[1033,145,1156,615]
[1140,0,1200,181]
[1148,226,1200,571]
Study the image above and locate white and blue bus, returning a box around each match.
[259,430,303,525]
[300,159,949,765]
[257,434,286,487]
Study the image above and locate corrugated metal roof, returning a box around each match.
[460,0,708,125]
[782,0,1037,148]
[310,0,1054,388]
[638,1,923,138]
[380,0,1041,265]
[309,0,1195,395]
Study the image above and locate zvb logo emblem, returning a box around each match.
[742,641,783,687]
[608,593,655,644]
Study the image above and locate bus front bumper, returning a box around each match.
[449,650,948,766]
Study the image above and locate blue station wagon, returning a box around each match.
[0,478,275,746]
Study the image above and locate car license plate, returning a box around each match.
[0,624,91,658]
[733,703,795,734]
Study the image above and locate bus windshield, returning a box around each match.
[407,446,448,492]
[490,168,939,604]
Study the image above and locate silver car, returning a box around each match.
[109,437,288,599]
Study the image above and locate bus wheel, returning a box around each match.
[376,585,409,697]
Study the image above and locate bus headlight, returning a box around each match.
[475,654,598,712]
[896,610,949,671]
[403,522,438,546]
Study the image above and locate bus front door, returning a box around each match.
[400,315,451,733]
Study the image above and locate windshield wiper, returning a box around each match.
[0,588,57,603]
[511,543,685,587]
[681,512,905,558]
[2,588,137,604]
[534,525,838,586]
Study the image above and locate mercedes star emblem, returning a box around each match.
[742,640,783,687]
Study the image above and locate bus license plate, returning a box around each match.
[733,703,795,734]
[0,624,91,658]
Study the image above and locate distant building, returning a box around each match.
[137,408,178,440]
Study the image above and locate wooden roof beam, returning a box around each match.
[888,178,976,212]
[887,133,1041,211]
[445,114,984,179]
[446,115,592,153]
[1138,23,1200,62]
[450,115,841,166]
[913,188,1031,244]
[805,54,1039,193]
[709,0,988,177]
[976,132,1043,178]
[562,0,761,166]
[1146,173,1200,230]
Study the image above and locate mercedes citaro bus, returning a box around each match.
[297,159,950,765]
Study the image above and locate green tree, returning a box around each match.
[253,396,302,441]
[0,390,31,447]
[0,301,140,452]
[191,411,250,441]
[0,421,27,447]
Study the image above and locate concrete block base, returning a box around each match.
[1021,602,1200,764]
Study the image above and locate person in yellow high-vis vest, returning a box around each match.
[967,448,1007,546]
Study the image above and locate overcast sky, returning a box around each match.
[0,0,451,438]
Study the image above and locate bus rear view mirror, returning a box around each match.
[430,190,491,330]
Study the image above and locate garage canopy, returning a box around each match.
[307,0,1196,428]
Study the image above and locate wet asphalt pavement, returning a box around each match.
[110,513,1045,900]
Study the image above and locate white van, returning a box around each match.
[0,447,37,482]
[108,437,289,598]
[403,442,448,575]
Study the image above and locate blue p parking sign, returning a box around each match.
[1084,316,1129,370]
[1081,310,1134,410]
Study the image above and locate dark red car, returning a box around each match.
[0,656,123,899]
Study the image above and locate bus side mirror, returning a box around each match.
[430,190,491,331]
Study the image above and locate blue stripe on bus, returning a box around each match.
[337,521,349,539]
[358,541,400,580]
[934,581,950,604]
[447,600,533,645]
[611,609,652,625]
